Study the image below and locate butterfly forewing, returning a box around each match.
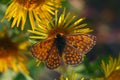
[31,38,54,61]
[45,46,61,69]
[62,44,82,65]
[65,34,96,54]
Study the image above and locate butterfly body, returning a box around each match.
[54,34,66,57]
[31,34,96,69]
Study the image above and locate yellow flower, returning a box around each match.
[0,30,29,74]
[28,8,92,40]
[60,73,78,80]
[2,0,64,30]
[96,55,120,80]
[59,72,91,80]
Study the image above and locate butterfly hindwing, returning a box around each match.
[31,38,54,61]
[65,34,96,54]
[62,44,82,65]
[45,46,61,69]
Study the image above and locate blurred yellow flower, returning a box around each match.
[60,73,78,80]
[28,8,92,40]
[96,55,120,80]
[59,72,91,80]
[2,0,64,30]
[0,30,29,74]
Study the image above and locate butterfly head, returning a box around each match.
[56,33,64,38]
[56,34,61,38]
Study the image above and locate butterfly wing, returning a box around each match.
[45,46,61,69]
[31,38,54,61]
[65,34,96,54]
[62,44,82,65]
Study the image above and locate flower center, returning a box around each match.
[15,0,45,10]
[48,27,69,38]
[0,37,18,58]
[106,70,120,80]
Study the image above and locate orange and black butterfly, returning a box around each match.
[31,34,96,69]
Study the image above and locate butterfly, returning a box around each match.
[31,33,96,69]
